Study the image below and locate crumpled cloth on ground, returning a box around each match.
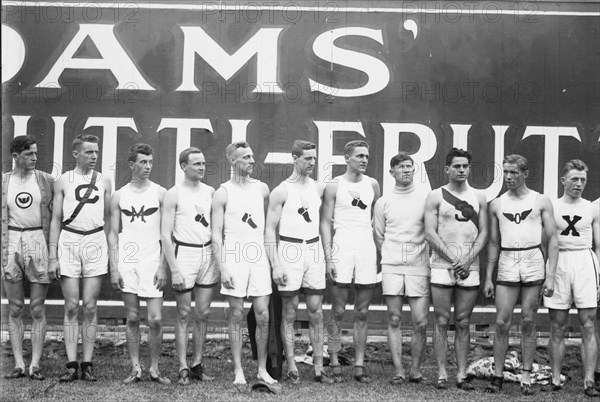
[466,350,566,385]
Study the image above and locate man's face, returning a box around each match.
[445,156,470,183]
[294,149,317,176]
[13,144,37,171]
[182,152,206,181]
[390,160,414,186]
[346,146,369,173]
[74,141,99,170]
[231,146,255,176]
[503,163,528,189]
[130,153,153,180]
[562,169,587,199]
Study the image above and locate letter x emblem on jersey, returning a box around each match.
[561,215,581,236]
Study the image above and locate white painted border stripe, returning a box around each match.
[0,298,577,314]
[6,2,600,16]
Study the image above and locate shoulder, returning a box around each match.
[536,193,553,209]
[35,170,55,184]
[201,182,216,196]
[271,181,287,200]
[426,187,441,202]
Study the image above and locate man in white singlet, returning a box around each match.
[484,154,558,396]
[108,144,169,384]
[2,135,53,381]
[424,148,488,390]
[321,140,381,383]
[49,134,112,382]
[161,147,218,386]
[542,160,600,397]
[373,153,430,385]
[212,141,277,387]
[265,140,332,384]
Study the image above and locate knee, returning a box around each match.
[194,307,209,324]
[495,316,511,332]
[354,307,368,323]
[147,315,162,330]
[521,319,536,336]
[455,315,471,330]
[435,314,450,329]
[82,303,97,321]
[331,306,345,323]
[30,303,45,321]
[178,306,191,323]
[550,321,566,337]
[228,307,244,323]
[64,301,79,320]
[254,309,269,325]
[282,305,297,323]
[307,307,323,324]
[8,301,24,320]
[581,319,596,337]
[413,318,428,334]
[388,313,401,329]
[126,311,141,327]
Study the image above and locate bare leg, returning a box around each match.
[226,295,246,384]
[519,284,542,385]
[174,291,192,371]
[579,308,598,388]
[191,286,215,368]
[122,293,141,373]
[353,287,374,367]
[281,295,299,375]
[61,277,81,362]
[306,293,325,376]
[386,295,405,378]
[453,288,479,381]
[81,276,104,362]
[431,286,453,380]
[253,295,276,384]
[407,296,429,379]
[493,285,520,378]
[28,283,49,371]
[146,297,164,375]
[3,281,26,370]
[326,285,349,367]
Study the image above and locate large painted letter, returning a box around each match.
[35,24,154,90]
[177,27,283,93]
[2,25,26,83]
[309,27,390,97]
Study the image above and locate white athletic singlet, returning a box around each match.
[430,186,481,269]
[7,173,41,228]
[498,190,542,249]
[118,182,162,245]
[554,198,594,251]
[172,183,212,245]
[333,175,374,232]
[61,170,106,231]
[222,181,265,242]
[279,179,320,239]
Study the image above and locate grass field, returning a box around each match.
[0,331,593,401]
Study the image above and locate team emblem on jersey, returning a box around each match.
[561,215,581,236]
[242,213,257,228]
[297,196,312,223]
[348,190,367,210]
[15,192,32,209]
[454,200,477,222]
[75,183,99,204]
[194,205,209,227]
[503,209,532,224]
[121,205,158,223]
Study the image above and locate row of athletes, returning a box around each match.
[2,134,599,396]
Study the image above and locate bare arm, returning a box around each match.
[593,200,600,264]
[455,191,489,276]
[154,186,169,290]
[372,198,386,251]
[320,182,338,282]
[108,191,123,290]
[160,187,186,291]
[211,187,233,289]
[540,195,558,296]
[265,184,286,285]
[424,190,459,265]
[102,176,113,238]
[48,178,65,280]
[483,199,501,297]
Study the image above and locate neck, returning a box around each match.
[344,169,363,182]
[182,176,201,187]
[509,184,529,197]
[75,165,92,175]
[289,170,309,184]
[231,170,251,184]
[394,181,414,191]
[563,194,581,203]
[130,176,150,187]
[11,166,33,179]
[447,181,468,192]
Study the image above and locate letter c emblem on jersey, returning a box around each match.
[75,184,99,204]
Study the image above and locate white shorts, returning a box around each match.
[331,232,379,288]
[544,249,599,309]
[119,239,162,298]
[219,240,272,298]
[276,238,326,296]
[58,229,108,278]
[430,266,480,289]
[175,240,219,291]
[3,228,49,284]
[382,271,429,297]
[497,245,545,286]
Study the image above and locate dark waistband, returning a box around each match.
[62,226,104,236]
[279,235,320,244]
[8,225,43,232]
[501,244,541,252]
[174,238,212,248]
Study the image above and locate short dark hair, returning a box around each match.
[10,135,36,154]
[562,159,588,175]
[445,148,471,166]
[292,140,316,158]
[128,143,153,163]
[225,141,250,160]
[503,154,528,172]
[179,147,203,167]
[344,140,369,157]
[72,134,99,151]
[390,152,414,169]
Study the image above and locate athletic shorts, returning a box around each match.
[175,240,219,291]
[3,229,50,284]
[544,249,599,309]
[58,229,108,278]
[331,232,379,288]
[382,271,429,297]
[219,240,271,298]
[276,238,326,296]
[430,266,480,290]
[119,238,162,298]
[496,246,545,286]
